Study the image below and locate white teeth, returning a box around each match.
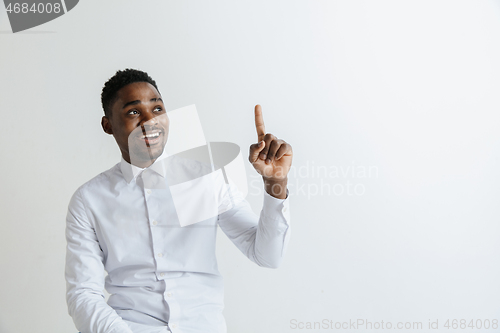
[141,132,160,139]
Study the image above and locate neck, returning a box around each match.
[123,154,156,169]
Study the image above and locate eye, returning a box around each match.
[153,106,163,112]
[127,109,139,115]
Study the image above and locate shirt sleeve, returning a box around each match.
[65,188,134,333]
[217,179,291,269]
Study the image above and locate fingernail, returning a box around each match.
[260,153,266,160]
[266,158,271,164]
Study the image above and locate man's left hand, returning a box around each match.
[249,105,293,199]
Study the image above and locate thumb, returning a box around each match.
[249,141,266,163]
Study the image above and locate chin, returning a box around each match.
[148,146,165,160]
[128,135,167,165]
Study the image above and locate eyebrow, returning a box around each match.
[122,97,163,109]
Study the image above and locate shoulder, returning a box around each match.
[69,163,121,206]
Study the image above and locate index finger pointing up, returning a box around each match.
[254,104,266,142]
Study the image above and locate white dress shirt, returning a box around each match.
[65,151,291,333]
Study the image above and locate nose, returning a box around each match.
[140,112,159,128]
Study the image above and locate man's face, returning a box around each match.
[101,82,169,167]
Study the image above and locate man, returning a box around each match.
[65,68,293,333]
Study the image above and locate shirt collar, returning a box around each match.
[120,149,170,184]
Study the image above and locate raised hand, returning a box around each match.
[249,105,293,198]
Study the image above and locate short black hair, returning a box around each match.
[101,68,160,117]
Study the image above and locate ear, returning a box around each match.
[101,116,113,135]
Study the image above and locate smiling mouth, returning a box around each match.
[140,130,163,146]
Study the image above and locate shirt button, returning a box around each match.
[171,324,177,329]
[160,272,165,277]
[283,206,288,212]
[167,292,172,297]
[152,220,158,226]
[157,253,163,258]
[147,190,152,194]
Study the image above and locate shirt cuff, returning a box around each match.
[262,188,290,221]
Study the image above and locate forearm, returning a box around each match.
[252,188,291,268]
[66,290,133,333]
[66,238,134,333]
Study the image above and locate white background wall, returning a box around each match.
[1,1,500,332]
